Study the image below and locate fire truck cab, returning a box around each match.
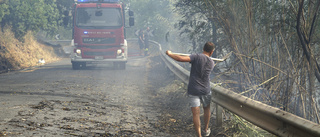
[71,0,134,70]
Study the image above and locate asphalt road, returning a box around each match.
[0,54,206,137]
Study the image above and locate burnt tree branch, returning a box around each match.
[296,0,320,83]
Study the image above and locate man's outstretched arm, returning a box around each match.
[166,50,191,62]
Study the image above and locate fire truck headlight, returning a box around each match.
[76,49,81,54]
[76,49,81,56]
[117,49,122,55]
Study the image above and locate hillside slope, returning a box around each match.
[0,28,59,73]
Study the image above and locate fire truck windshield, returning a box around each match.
[76,8,122,28]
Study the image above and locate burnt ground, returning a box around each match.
[0,53,218,137]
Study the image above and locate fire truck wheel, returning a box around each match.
[81,63,86,68]
[72,62,81,70]
[114,62,126,70]
[119,62,126,70]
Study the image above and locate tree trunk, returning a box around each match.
[296,0,320,83]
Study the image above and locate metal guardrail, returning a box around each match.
[147,40,320,137]
[47,40,72,46]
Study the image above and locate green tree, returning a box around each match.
[43,0,62,37]
[128,0,178,43]
[175,0,218,52]
[56,0,74,27]
[0,1,9,23]
[2,0,61,40]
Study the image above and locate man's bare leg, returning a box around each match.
[203,104,211,132]
[191,107,201,137]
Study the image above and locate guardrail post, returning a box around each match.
[216,104,222,127]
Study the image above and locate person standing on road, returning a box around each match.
[138,29,145,56]
[166,42,215,137]
[144,27,151,56]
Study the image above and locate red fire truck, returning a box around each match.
[70,0,134,70]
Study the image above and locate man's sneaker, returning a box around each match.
[204,128,211,136]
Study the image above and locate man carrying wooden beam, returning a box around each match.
[166,42,216,137]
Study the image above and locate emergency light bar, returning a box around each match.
[76,0,119,3]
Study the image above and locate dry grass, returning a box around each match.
[0,27,59,70]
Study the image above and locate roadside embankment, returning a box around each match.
[0,28,59,73]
